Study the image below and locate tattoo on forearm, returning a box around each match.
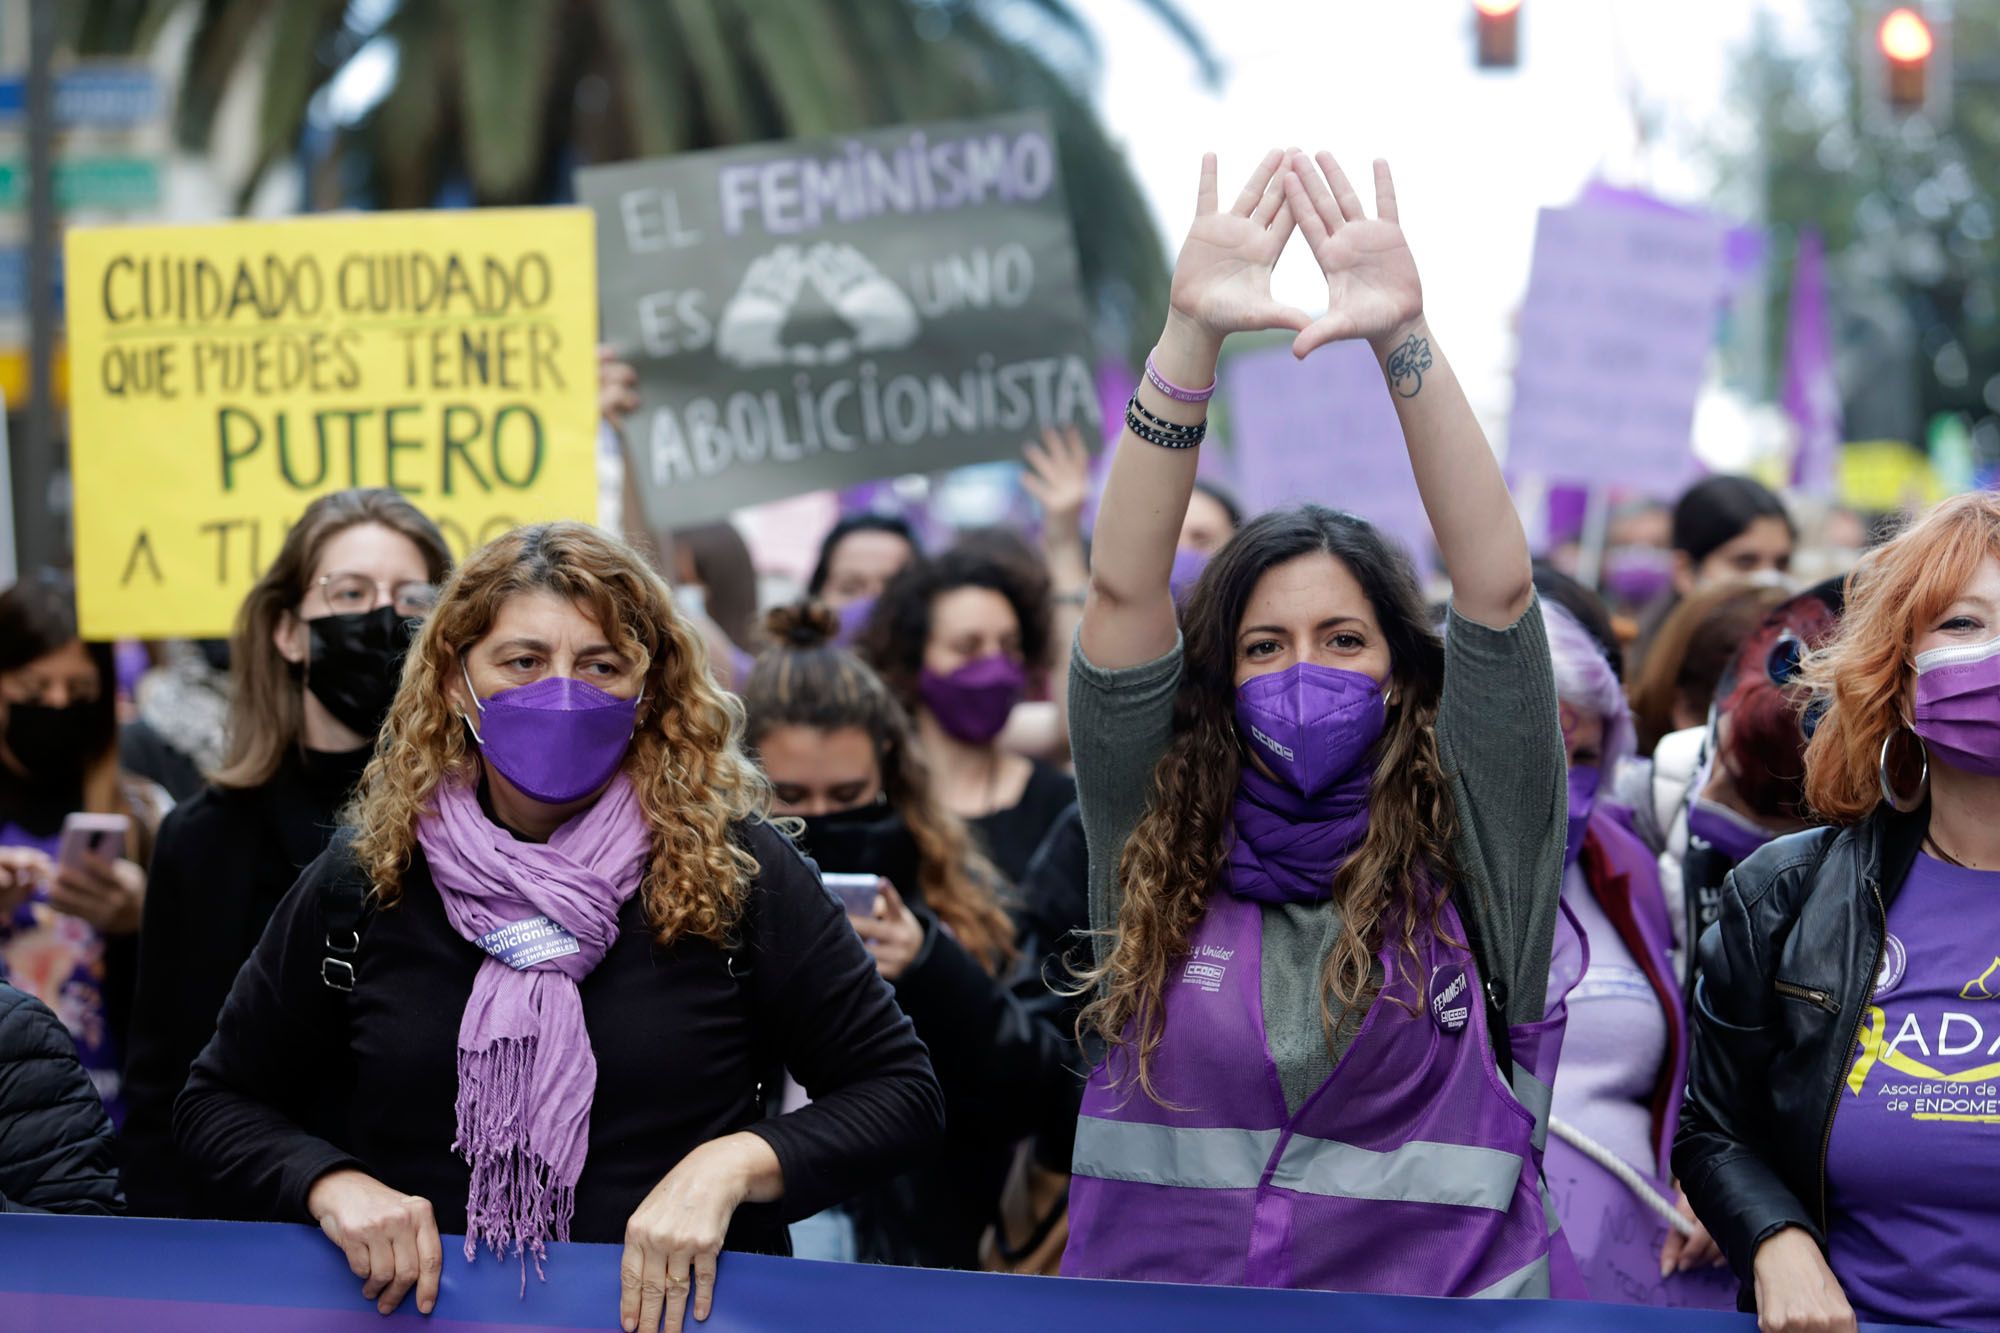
[1386,334,1432,399]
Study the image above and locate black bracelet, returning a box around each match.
[1127,396,1205,437]
[1126,403,1205,449]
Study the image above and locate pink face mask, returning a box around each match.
[1913,633,2000,778]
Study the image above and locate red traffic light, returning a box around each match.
[1879,8,1933,62]
[1879,7,1932,111]
[1475,0,1520,68]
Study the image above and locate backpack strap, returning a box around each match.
[318,831,373,993]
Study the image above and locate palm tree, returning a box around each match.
[70,0,1214,356]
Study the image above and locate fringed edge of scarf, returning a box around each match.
[452,1035,579,1285]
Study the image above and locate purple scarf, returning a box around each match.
[415,773,652,1263]
[1227,763,1371,904]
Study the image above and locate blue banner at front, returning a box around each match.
[0,1214,1907,1332]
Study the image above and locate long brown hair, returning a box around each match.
[213,489,451,790]
[1803,493,2000,822]
[743,601,1016,970]
[1078,507,1459,1103]
[349,522,768,945]
[1626,580,1786,756]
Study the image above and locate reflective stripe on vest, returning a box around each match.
[1470,1253,1552,1300]
[1071,1118,1282,1191]
[1510,1063,1554,1154]
[1075,1115,1526,1212]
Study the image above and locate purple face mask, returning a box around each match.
[1169,547,1210,606]
[833,595,877,647]
[1913,633,2000,777]
[1686,797,1776,866]
[919,654,1026,745]
[1601,546,1675,607]
[1235,662,1386,798]
[1565,763,1601,868]
[459,663,639,805]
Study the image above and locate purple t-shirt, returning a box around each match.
[1825,853,2000,1329]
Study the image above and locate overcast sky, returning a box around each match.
[1074,0,1820,434]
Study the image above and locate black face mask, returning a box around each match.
[795,804,924,902]
[3,700,111,780]
[302,605,420,740]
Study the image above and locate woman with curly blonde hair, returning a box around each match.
[1060,149,1576,1299]
[1678,491,2000,1333]
[177,523,941,1333]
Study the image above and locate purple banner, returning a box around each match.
[1508,196,1725,495]
[0,1213,1927,1331]
[1222,342,1433,575]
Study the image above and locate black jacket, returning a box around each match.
[0,982,124,1214]
[121,747,368,1218]
[846,887,1079,1269]
[1672,804,1925,1308]
[175,820,944,1250]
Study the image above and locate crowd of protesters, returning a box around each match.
[3,148,1994,1333]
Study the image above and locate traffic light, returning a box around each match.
[1879,7,1933,112]
[1474,0,1521,70]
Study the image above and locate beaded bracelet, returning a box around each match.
[1144,350,1217,403]
[1125,400,1205,450]
[1126,396,1205,438]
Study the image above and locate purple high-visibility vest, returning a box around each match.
[1542,808,1735,1309]
[1064,889,1583,1298]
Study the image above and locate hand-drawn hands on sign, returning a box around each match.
[713,242,920,371]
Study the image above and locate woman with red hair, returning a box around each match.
[1677,492,2000,1333]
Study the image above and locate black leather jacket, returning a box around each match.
[1672,803,1925,1308]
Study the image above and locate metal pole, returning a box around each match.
[19,0,58,572]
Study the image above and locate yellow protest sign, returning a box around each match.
[65,208,599,639]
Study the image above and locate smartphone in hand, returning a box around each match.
[57,813,129,872]
[821,872,881,916]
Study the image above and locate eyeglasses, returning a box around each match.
[1766,630,1828,739]
[314,572,438,619]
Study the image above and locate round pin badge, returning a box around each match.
[1874,933,1908,997]
[1429,963,1471,1035]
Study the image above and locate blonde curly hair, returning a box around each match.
[349,522,770,944]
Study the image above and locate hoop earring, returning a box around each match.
[1879,727,1928,813]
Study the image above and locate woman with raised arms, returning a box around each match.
[1060,149,1579,1299]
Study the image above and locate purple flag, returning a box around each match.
[1783,228,1842,494]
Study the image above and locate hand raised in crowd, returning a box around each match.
[622,1133,782,1333]
[0,846,50,916]
[1165,149,1313,351]
[47,851,145,935]
[306,1168,442,1317]
[598,345,640,431]
[849,880,924,982]
[1022,426,1093,536]
[1753,1228,1857,1333]
[1281,151,1425,358]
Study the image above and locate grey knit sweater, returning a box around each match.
[1070,600,1565,1112]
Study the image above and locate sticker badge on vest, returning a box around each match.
[1429,962,1470,1035]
